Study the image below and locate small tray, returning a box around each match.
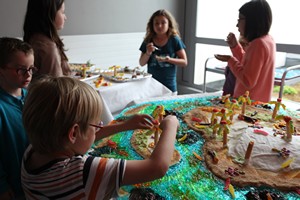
[100,70,152,83]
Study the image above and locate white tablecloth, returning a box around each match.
[84,76,172,124]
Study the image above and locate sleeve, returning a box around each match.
[83,156,126,199]
[173,36,186,52]
[228,39,267,90]
[230,44,245,62]
[139,41,147,53]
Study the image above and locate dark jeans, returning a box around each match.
[222,66,236,96]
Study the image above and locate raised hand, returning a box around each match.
[146,42,156,56]
[226,32,238,48]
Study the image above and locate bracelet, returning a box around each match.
[146,52,152,56]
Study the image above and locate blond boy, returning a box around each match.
[22,76,179,199]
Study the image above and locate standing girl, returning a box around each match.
[139,9,188,94]
[23,0,71,78]
[215,0,275,102]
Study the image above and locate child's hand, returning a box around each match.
[226,32,238,48]
[214,54,231,62]
[159,115,179,131]
[155,55,170,62]
[146,42,156,56]
[125,114,156,130]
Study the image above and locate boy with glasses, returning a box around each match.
[0,37,35,199]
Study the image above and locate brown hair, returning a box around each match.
[23,0,68,62]
[144,9,180,43]
[0,37,33,68]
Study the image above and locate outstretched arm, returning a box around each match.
[121,115,179,185]
[95,114,156,141]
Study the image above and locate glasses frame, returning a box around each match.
[6,66,38,76]
[89,121,104,132]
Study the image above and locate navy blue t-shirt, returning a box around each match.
[139,36,186,92]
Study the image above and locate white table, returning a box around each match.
[83,76,172,124]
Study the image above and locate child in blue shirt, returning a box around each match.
[0,37,35,199]
[139,9,188,94]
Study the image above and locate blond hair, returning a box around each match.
[23,76,103,154]
[144,9,180,43]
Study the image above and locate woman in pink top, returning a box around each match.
[215,0,275,102]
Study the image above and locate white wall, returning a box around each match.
[62,33,145,68]
[0,0,186,71]
[0,0,186,37]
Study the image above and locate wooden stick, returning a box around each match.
[223,130,228,148]
[244,141,254,164]
[286,122,293,141]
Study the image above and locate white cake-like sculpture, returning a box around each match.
[183,92,300,191]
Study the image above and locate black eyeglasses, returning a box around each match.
[6,66,38,76]
[89,121,104,132]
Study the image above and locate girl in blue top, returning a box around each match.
[139,9,188,94]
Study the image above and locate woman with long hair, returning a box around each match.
[23,0,71,78]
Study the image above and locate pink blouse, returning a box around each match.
[228,34,276,102]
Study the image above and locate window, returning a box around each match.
[196,0,248,40]
[197,0,300,45]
